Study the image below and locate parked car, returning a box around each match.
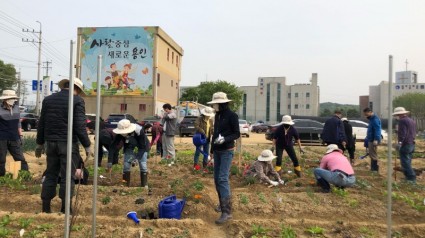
[265,119,324,144]
[139,116,161,133]
[251,122,269,133]
[105,113,137,128]
[239,120,250,137]
[349,120,388,142]
[179,116,198,137]
[85,114,105,134]
[20,113,39,131]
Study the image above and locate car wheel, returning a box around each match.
[25,123,31,131]
[246,133,250,138]
[179,133,184,137]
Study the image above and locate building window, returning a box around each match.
[171,80,174,87]
[243,94,247,120]
[120,104,127,112]
[157,73,160,87]
[139,104,146,112]
[295,93,299,98]
[421,85,424,89]
[288,104,290,109]
[295,104,298,109]
[266,84,270,121]
[172,52,174,64]
[306,104,310,109]
[276,83,281,121]
[288,93,291,98]
[306,92,310,98]
[369,102,373,110]
[167,48,170,61]
[176,55,179,67]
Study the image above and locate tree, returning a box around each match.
[393,93,425,130]
[346,108,360,118]
[0,59,17,92]
[320,108,331,117]
[180,80,243,111]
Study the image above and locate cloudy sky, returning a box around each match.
[1,0,424,104]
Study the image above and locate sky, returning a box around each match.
[1,0,425,105]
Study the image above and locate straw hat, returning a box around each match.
[341,117,348,122]
[325,144,342,154]
[0,90,19,100]
[113,119,136,135]
[257,150,277,162]
[392,107,409,116]
[201,107,215,117]
[58,78,85,94]
[207,92,232,104]
[281,115,295,125]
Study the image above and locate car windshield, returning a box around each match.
[239,120,247,124]
[108,115,125,120]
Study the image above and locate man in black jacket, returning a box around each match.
[321,110,347,151]
[342,118,355,164]
[207,92,240,225]
[36,78,91,214]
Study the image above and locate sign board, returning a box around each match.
[42,76,51,97]
[32,80,53,92]
[79,27,155,96]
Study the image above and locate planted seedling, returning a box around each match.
[332,187,348,197]
[36,223,54,231]
[230,165,241,176]
[18,217,33,229]
[0,227,11,237]
[101,196,111,205]
[26,229,41,238]
[239,194,249,205]
[348,199,359,208]
[359,226,374,237]
[145,227,154,235]
[280,224,297,238]
[244,176,256,186]
[71,224,84,231]
[0,215,11,227]
[305,226,324,236]
[257,192,267,203]
[192,180,204,191]
[251,224,269,237]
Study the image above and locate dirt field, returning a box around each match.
[1,132,425,237]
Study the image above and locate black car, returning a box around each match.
[179,116,198,137]
[265,119,324,144]
[20,113,39,131]
[105,113,137,128]
[251,122,269,133]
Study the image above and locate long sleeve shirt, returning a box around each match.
[245,160,281,183]
[397,116,416,146]
[320,151,354,175]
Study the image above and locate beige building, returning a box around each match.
[76,26,183,120]
[239,73,320,124]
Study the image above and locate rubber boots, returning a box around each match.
[215,192,221,213]
[60,199,73,214]
[141,172,148,188]
[316,178,331,193]
[215,197,232,225]
[123,171,131,187]
[42,200,51,213]
[275,166,282,172]
[294,166,302,178]
[371,160,379,172]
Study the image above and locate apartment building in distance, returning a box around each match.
[239,73,320,124]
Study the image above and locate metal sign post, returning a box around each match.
[64,40,75,238]
[386,55,394,238]
[92,55,102,237]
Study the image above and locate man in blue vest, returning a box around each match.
[363,108,382,172]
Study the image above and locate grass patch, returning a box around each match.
[22,135,37,152]
[251,224,269,238]
[18,217,33,229]
[305,226,324,236]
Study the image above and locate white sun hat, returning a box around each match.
[257,150,277,162]
[207,92,232,104]
[113,119,137,135]
[281,115,295,125]
[341,117,348,122]
[392,107,410,116]
[0,90,19,100]
[58,78,86,95]
[201,107,215,117]
[325,144,343,154]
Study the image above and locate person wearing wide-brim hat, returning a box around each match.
[244,150,284,186]
[207,92,240,225]
[392,107,417,183]
[314,144,356,193]
[36,78,91,214]
[109,119,150,188]
[0,89,29,177]
[272,115,304,177]
[341,117,355,164]
[193,107,215,170]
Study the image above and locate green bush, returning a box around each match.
[22,135,37,152]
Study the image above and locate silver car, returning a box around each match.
[239,120,250,137]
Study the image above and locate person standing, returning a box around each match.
[272,115,305,177]
[207,92,240,225]
[150,121,163,157]
[321,110,347,151]
[314,144,356,193]
[161,103,177,161]
[363,108,382,172]
[0,90,29,176]
[393,107,417,183]
[341,118,356,164]
[36,78,91,214]
[193,107,215,169]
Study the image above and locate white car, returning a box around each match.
[349,120,388,142]
[239,120,250,137]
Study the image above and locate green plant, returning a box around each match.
[0,227,10,237]
[239,194,249,205]
[36,223,54,231]
[244,176,256,185]
[18,170,32,182]
[0,215,11,227]
[192,180,204,191]
[145,227,154,235]
[332,187,348,197]
[101,196,111,205]
[359,226,374,237]
[305,226,324,236]
[257,192,267,203]
[29,185,41,195]
[280,224,297,238]
[21,135,37,152]
[111,164,123,173]
[251,224,269,237]
[348,199,359,208]
[356,179,371,189]
[25,229,41,238]
[170,178,184,193]
[71,224,84,231]
[230,165,241,176]
[18,217,33,229]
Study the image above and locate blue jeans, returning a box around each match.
[213,150,234,199]
[194,143,210,165]
[314,168,356,187]
[399,144,416,182]
[123,151,148,173]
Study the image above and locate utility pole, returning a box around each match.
[22,21,42,116]
[16,70,21,105]
[43,60,52,76]
[405,59,408,72]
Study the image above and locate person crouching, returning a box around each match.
[245,150,284,186]
[314,144,356,193]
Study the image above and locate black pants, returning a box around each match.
[276,145,299,167]
[346,146,355,160]
[156,141,163,157]
[0,140,29,176]
[97,132,119,166]
[41,141,79,201]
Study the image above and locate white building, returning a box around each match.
[239,73,320,124]
[368,70,425,119]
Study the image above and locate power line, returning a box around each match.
[0,50,37,63]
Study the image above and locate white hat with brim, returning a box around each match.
[392,107,409,116]
[325,144,343,154]
[281,115,295,125]
[341,117,348,122]
[0,90,19,100]
[257,150,277,162]
[201,107,215,117]
[113,119,137,134]
[58,78,86,95]
[207,92,232,104]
